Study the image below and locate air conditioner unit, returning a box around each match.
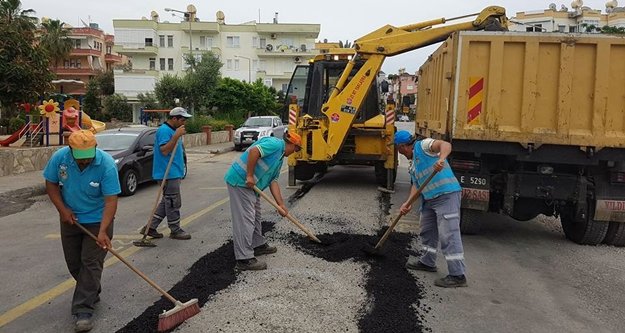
[270,33,277,39]
[266,44,274,51]
[294,56,301,63]
[300,44,307,52]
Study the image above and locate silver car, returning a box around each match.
[233,116,286,151]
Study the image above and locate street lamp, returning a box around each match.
[165,7,193,68]
[235,55,252,83]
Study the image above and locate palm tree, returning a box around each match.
[40,19,73,68]
[0,0,37,31]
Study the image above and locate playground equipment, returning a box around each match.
[0,97,106,147]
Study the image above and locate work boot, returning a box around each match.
[235,258,267,271]
[169,229,191,240]
[405,258,437,272]
[434,275,468,288]
[254,243,278,256]
[139,226,163,239]
[74,313,93,332]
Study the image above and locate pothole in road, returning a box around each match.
[0,196,35,218]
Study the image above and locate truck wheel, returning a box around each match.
[603,222,625,247]
[294,164,315,181]
[234,144,242,151]
[560,203,609,245]
[460,208,482,235]
[374,162,396,187]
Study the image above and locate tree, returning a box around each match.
[82,80,103,119]
[102,94,132,122]
[0,0,53,119]
[154,74,187,109]
[137,92,160,110]
[94,70,115,95]
[184,52,222,113]
[0,0,37,31]
[39,19,72,68]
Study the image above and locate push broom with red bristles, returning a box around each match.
[74,223,200,331]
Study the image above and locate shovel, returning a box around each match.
[363,169,438,256]
[253,186,322,243]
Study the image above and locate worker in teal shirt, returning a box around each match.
[224,132,302,271]
[43,130,120,332]
[142,107,192,240]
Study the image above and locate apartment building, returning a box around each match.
[112,7,320,119]
[510,1,625,32]
[53,23,125,95]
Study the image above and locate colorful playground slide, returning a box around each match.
[0,125,26,147]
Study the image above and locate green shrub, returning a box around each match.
[9,117,26,133]
[185,116,238,133]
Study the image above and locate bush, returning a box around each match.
[9,116,26,133]
[185,116,236,134]
[102,94,132,122]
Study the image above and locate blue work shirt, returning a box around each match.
[43,147,121,224]
[153,122,185,180]
[224,137,285,190]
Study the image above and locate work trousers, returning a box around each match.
[60,221,113,315]
[227,184,266,260]
[418,191,466,276]
[149,178,182,232]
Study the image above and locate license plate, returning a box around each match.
[458,175,488,187]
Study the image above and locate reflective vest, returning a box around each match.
[411,140,461,200]
[230,138,285,190]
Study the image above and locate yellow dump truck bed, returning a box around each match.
[416,31,625,149]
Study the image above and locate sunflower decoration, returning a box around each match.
[38,99,60,118]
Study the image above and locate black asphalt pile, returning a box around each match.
[287,229,429,333]
[116,222,276,333]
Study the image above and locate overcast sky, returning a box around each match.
[23,0,613,73]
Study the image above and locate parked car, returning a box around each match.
[398,115,410,122]
[233,116,286,151]
[96,126,187,196]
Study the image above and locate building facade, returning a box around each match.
[112,7,320,120]
[510,1,625,33]
[53,23,125,95]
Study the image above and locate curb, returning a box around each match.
[0,184,46,200]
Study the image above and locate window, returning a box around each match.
[227,36,240,48]
[569,26,578,33]
[558,25,566,32]
[234,59,240,70]
[167,35,173,47]
[160,58,166,70]
[64,60,70,68]
[106,45,111,54]
[74,39,81,48]
[199,36,213,49]
[76,59,81,68]
[149,58,156,70]
[281,83,289,92]
[226,59,232,70]
[145,38,153,47]
[168,58,174,70]
[526,24,542,32]
[252,37,259,48]
[159,35,165,47]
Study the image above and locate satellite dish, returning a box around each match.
[294,56,301,63]
[266,44,273,51]
[187,4,197,14]
[549,3,557,10]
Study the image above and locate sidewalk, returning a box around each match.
[0,141,234,199]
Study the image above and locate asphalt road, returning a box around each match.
[1,122,624,332]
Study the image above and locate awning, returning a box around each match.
[51,79,85,85]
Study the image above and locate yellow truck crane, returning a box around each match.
[283,6,508,190]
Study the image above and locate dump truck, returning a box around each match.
[416,31,625,245]
[282,7,509,190]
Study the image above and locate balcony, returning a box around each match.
[55,67,98,76]
[105,53,122,62]
[113,44,158,55]
[181,46,221,57]
[70,48,101,57]
[256,46,317,58]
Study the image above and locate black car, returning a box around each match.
[96,126,186,196]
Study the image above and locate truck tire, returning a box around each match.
[375,162,396,187]
[294,164,315,181]
[234,144,243,151]
[460,208,482,235]
[560,203,609,245]
[603,222,625,247]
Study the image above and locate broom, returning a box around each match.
[74,223,200,331]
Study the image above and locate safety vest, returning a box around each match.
[230,138,285,190]
[411,140,461,200]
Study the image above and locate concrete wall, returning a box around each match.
[0,130,231,177]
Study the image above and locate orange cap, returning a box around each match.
[285,131,302,147]
[68,130,97,159]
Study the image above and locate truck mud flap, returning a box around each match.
[594,199,625,222]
